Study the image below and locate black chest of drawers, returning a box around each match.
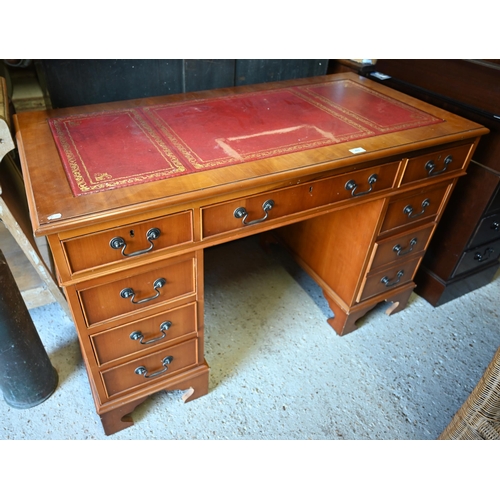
[364,59,500,306]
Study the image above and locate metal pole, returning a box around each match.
[0,249,58,408]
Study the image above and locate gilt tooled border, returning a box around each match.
[51,119,89,192]
[298,81,443,132]
[52,109,187,193]
[142,89,374,169]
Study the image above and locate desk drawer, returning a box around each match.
[357,257,421,302]
[369,223,435,271]
[380,183,451,235]
[452,240,500,278]
[101,338,198,398]
[202,162,400,238]
[78,254,196,327]
[469,213,500,248]
[401,144,472,185]
[90,302,197,366]
[62,211,193,274]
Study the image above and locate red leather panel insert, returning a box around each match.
[48,80,443,196]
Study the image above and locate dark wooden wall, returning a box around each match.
[38,59,329,108]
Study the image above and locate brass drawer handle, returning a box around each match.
[134,356,173,379]
[380,270,404,287]
[474,248,494,263]
[403,198,430,219]
[234,199,274,226]
[393,238,418,257]
[425,155,453,176]
[345,174,378,197]
[120,277,166,304]
[130,321,172,345]
[110,228,161,257]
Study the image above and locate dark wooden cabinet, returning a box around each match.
[364,60,500,306]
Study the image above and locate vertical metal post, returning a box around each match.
[0,249,58,408]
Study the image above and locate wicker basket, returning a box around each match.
[439,346,500,440]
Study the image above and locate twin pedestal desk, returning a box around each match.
[15,73,488,435]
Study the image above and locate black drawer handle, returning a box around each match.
[110,228,161,257]
[345,174,378,197]
[474,248,494,263]
[393,238,418,257]
[403,198,430,219]
[135,356,173,379]
[120,278,166,304]
[425,155,453,176]
[130,321,172,345]
[234,199,274,226]
[380,270,404,287]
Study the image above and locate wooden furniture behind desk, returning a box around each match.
[14,73,488,435]
[365,60,500,306]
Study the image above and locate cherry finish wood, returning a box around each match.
[97,361,210,435]
[400,143,472,186]
[358,256,422,302]
[14,73,488,434]
[101,338,199,398]
[202,161,400,239]
[368,223,435,271]
[324,283,416,336]
[77,254,196,327]
[62,210,193,274]
[276,200,385,307]
[90,302,197,366]
[99,396,148,436]
[379,182,453,235]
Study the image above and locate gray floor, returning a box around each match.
[1,235,499,440]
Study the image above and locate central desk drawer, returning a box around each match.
[78,254,196,327]
[62,210,193,274]
[90,302,197,366]
[101,338,198,398]
[202,162,400,238]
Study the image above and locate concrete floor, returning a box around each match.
[1,234,499,440]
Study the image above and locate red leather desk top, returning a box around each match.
[48,79,443,196]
